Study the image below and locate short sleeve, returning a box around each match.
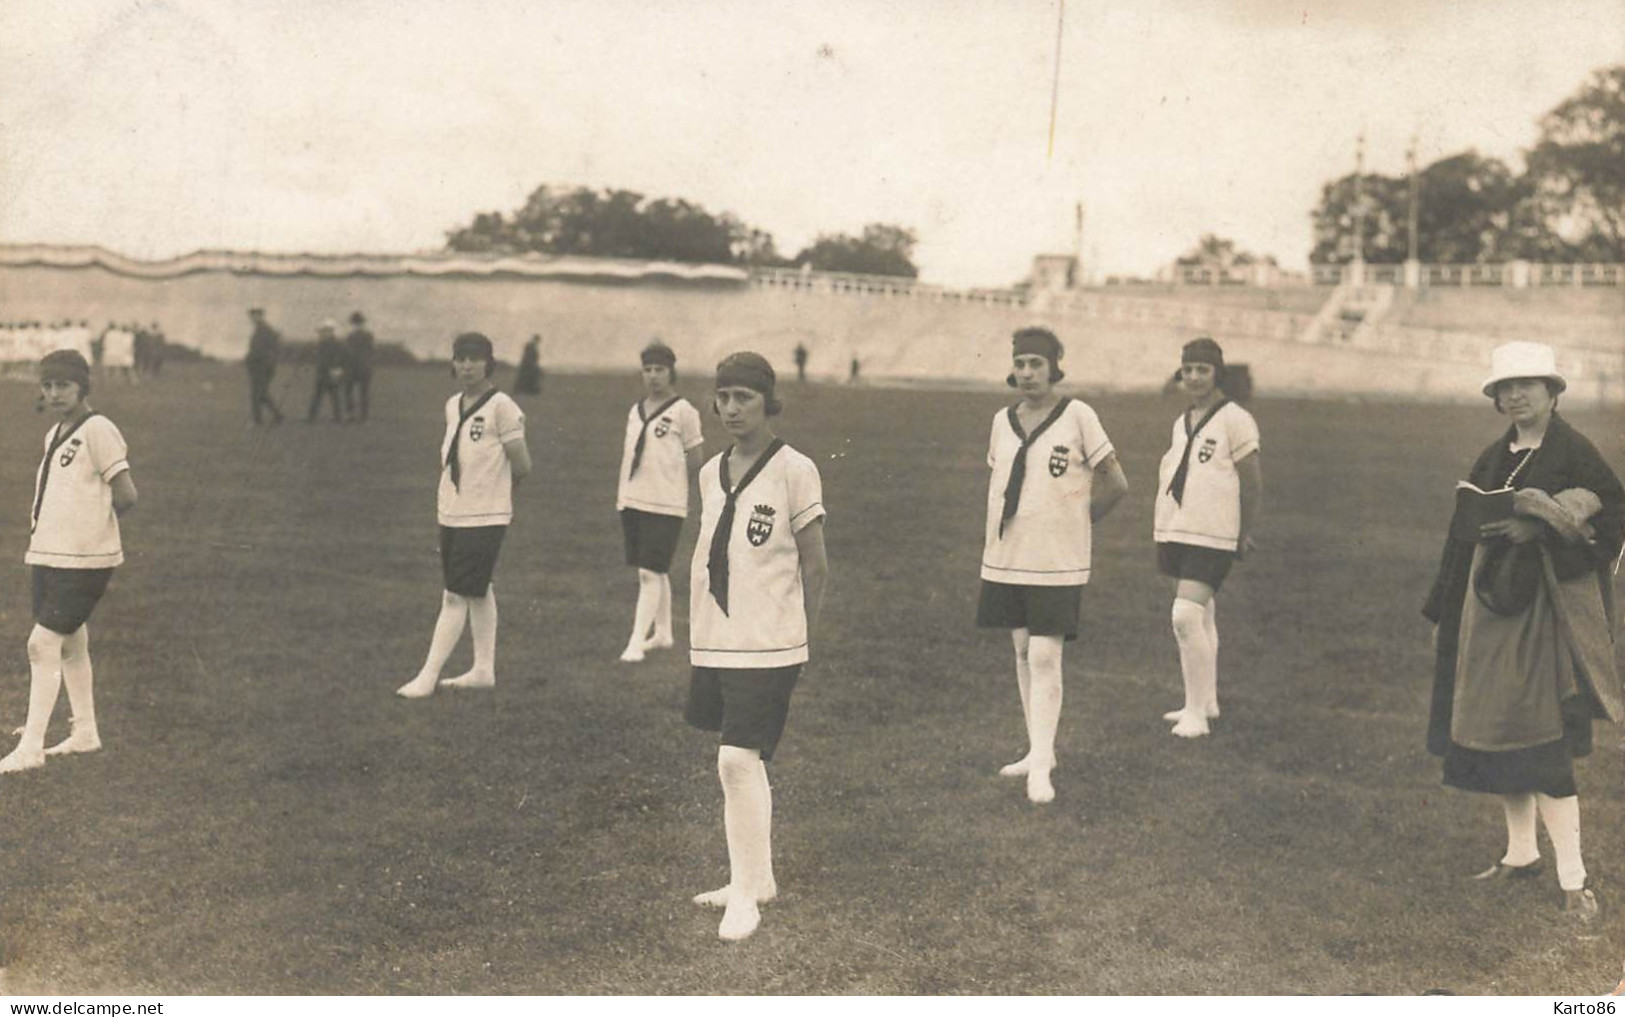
[86,418,130,481]
[1075,403,1115,469]
[494,396,526,442]
[987,414,1001,469]
[787,455,826,532]
[680,401,705,451]
[1229,406,1260,460]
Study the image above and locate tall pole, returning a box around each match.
[1353,129,1366,265]
[1047,0,1066,162]
[1406,134,1420,264]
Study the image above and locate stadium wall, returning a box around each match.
[0,255,1618,405]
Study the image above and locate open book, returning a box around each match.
[1451,482,1515,541]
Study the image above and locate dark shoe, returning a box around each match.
[1472,860,1543,881]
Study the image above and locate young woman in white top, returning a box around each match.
[3,349,138,773]
[397,333,531,699]
[976,328,1129,804]
[615,341,704,662]
[685,352,828,941]
[1152,337,1263,738]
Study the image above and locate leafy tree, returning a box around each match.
[1523,64,1625,260]
[444,186,780,266]
[444,211,513,254]
[1309,172,1410,264]
[1414,152,1527,262]
[1309,65,1625,264]
[1175,234,1276,269]
[794,223,919,277]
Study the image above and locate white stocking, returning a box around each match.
[420,592,469,679]
[628,569,661,649]
[1171,599,1213,735]
[467,588,497,677]
[1026,635,1064,769]
[1537,793,1586,891]
[58,625,96,734]
[19,625,65,754]
[1498,793,1539,867]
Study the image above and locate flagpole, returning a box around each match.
[1047,0,1065,161]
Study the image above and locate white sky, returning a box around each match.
[1,0,1619,287]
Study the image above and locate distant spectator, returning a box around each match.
[245,308,285,426]
[133,325,152,377]
[343,311,375,422]
[515,334,542,396]
[148,323,166,377]
[849,354,860,385]
[102,323,135,385]
[793,342,809,383]
[307,320,347,424]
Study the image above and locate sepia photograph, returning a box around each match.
[0,0,1622,999]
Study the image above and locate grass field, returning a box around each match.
[0,361,1622,995]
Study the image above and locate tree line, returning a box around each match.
[445,186,919,277]
[1311,65,1624,264]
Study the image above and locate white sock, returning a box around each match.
[654,573,674,643]
[18,625,65,754]
[58,625,96,735]
[1012,628,1034,756]
[1202,598,1220,716]
[1026,635,1063,770]
[1500,793,1539,867]
[1537,793,1587,890]
[628,569,661,649]
[467,588,497,677]
[1171,599,1213,730]
[718,746,772,899]
[419,592,469,680]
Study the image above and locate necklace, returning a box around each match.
[1503,446,1536,488]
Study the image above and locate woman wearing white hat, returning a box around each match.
[1423,341,1624,920]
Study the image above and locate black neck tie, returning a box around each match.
[32,413,98,532]
[999,399,1070,538]
[707,439,785,616]
[1166,399,1229,506]
[446,389,498,491]
[628,396,681,480]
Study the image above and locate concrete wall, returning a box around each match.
[0,264,1616,405]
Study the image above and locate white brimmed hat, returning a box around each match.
[1482,341,1565,398]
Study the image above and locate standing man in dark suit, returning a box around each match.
[344,311,375,422]
[307,319,348,424]
[245,307,284,426]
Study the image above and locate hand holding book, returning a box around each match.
[1451,482,1514,542]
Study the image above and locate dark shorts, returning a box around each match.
[685,665,802,762]
[975,582,1082,640]
[31,566,114,635]
[1156,542,1236,593]
[439,525,507,597]
[620,509,683,574]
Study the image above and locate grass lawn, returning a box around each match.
[0,361,1621,994]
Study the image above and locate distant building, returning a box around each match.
[1028,254,1079,295]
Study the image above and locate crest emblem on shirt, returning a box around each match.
[59,438,82,468]
[1048,445,1070,478]
[1198,437,1217,464]
[747,504,776,546]
[654,416,672,439]
[469,416,486,441]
